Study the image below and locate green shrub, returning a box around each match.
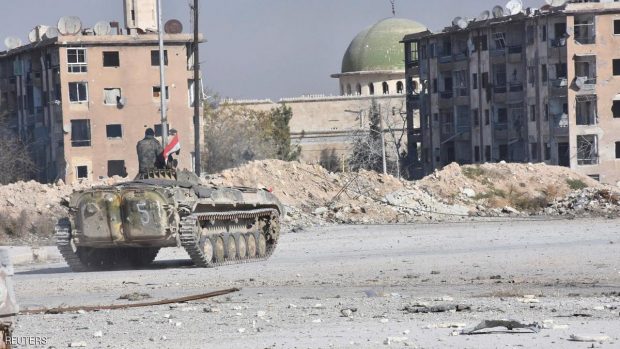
[566,178,587,190]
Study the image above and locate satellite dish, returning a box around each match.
[477,10,491,21]
[4,37,22,50]
[28,29,38,43]
[43,27,59,39]
[58,16,82,35]
[492,5,505,18]
[117,97,126,109]
[506,0,523,15]
[467,38,475,53]
[452,17,463,27]
[93,21,112,36]
[575,76,587,90]
[164,19,183,34]
[29,25,49,43]
[457,18,469,29]
[63,124,71,133]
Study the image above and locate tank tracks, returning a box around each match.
[180,208,280,268]
[56,219,160,272]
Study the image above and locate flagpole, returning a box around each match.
[156,0,168,147]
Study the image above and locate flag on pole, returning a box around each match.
[163,134,181,164]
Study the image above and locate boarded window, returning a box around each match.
[615,20,620,35]
[103,88,121,105]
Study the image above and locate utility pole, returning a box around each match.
[379,106,387,175]
[156,0,168,147]
[192,0,202,175]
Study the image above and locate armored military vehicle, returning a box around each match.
[56,170,283,271]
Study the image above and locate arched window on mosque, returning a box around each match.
[346,84,352,95]
[368,83,375,95]
[396,81,404,94]
[382,82,389,95]
[356,83,362,95]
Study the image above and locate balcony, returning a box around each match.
[550,37,567,48]
[494,85,507,94]
[574,21,595,45]
[438,55,453,64]
[507,45,523,54]
[439,91,453,99]
[453,52,467,62]
[509,82,523,92]
[574,77,596,92]
[490,48,506,57]
[441,123,454,136]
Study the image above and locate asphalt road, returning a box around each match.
[11,218,620,348]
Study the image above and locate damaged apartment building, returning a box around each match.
[0,0,200,183]
[403,0,620,185]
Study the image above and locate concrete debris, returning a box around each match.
[461,320,541,334]
[340,308,357,317]
[68,342,87,348]
[384,337,408,345]
[568,334,610,343]
[92,331,103,338]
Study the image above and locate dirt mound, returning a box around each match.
[0,177,126,244]
[0,160,615,244]
[418,162,603,212]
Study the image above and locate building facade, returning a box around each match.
[404,0,620,186]
[0,1,199,183]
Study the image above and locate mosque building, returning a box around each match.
[227,17,426,175]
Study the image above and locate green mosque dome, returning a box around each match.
[341,18,427,74]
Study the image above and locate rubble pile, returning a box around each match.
[208,160,460,227]
[0,159,617,243]
[544,188,620,216]
[418,162,603,212]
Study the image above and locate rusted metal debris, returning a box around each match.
[19,288,240,315]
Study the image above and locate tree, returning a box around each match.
[265,105,301,162]
[202,98,301,173]
[0,113,35,184]
[348,100,386,172]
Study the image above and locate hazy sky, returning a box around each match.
[1,0,547,100]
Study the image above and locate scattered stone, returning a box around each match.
[69,342,87,348]
[384,337,408,345]
[312,319,322,323]
[403,304,471,313]
[92,331,102,338]
[569,334,609,343]
[118,293,152,302]
[238,328,246,333]
[430,271,440,275]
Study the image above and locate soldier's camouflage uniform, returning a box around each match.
[136,135,163,174]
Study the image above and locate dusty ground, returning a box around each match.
[11,218,620,348]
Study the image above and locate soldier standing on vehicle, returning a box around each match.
[136,128,163,174]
